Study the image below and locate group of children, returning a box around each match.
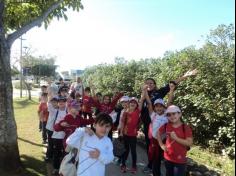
[37,74,194,176]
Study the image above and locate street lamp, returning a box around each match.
[20,36,26,98]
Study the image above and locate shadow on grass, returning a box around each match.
[18,137,45,148]
[0,155,46,176]
[14,98,38,109]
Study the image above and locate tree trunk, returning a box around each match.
[23,80,32,100]
[0,39,21,171]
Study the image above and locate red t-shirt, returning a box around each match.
[38,102,49,122]
[159,123,192,164]
[82,95,95,113]
[123,109,141,137]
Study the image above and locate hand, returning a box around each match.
[183,69,198,78]
[61,122,70,127]
[170,131,178,140]
[142,84,148,91]
[89,148,100,159]
[85,127,94,136]
[160,144,168,152]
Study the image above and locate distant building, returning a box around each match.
[70,69,84,78]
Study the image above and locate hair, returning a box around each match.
[96,92,102,97]
[84,87,91,92]
[94,112,113,126]
[145,78,156,85]
[41,92,48,97]
[103,94,111,100]
[41,85,47,89]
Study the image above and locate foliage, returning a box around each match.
[82,24,235,158]
[5,0,83,32]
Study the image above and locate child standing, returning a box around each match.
[157,105,193,176]
[145,84,175,176]
[66,113,114,176]
[38,92,49,144]
[45,96,58,162]
[51,96,68,175]
[119,92,145,174]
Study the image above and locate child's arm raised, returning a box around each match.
[167,83,176,107]
[173,69,198,85]
[138,88,146,111]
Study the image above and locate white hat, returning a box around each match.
[129,97,139,104]
[165,105,181,113]
[120,96,130,102]
[154,99,165,106]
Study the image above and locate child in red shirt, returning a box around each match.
[157,105,193,176]
[81,87,95,120]
[38,92,49,144]
[54,100,94,149]
[119,90,145,174]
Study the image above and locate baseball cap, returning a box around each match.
[154,99,165,107]
[165,105,181,114]
[50,96,58,102]
[68,100,80,109]
[129,97,139,104]
[58,96,67,102]
[120,96,130,102]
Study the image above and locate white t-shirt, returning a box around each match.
[71,82,83,96]
[51,109,67,139]
[66,128,114,176]
[46,102,57,131]
[150,112,168,139]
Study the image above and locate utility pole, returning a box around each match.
[20,36,26,98]
[20,36,23,98]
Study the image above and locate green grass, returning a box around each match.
[188,146,235,176]
[0,98,47,176]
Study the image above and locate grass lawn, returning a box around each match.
[0,98,47,176]
[188,146,235,176]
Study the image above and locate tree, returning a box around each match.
[0,0,83,171]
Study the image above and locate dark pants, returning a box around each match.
[148,138,163,176]
[42,121,47,141]
[165,160,186,176]
[52,138,64,170]
[46,130,53,159]
[122,135,137,168]
[143,122,152,168]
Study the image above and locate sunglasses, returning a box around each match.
[166,112,179,117]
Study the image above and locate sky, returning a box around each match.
[11,0,235,72]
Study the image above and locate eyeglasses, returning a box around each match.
[166,112,179,117]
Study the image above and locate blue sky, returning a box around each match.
[11,0,235,71]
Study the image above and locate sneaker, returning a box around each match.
[143,166,152,173]
[130,167,137,174]
[121,165,127,173]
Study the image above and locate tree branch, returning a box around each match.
[6,0,64,47]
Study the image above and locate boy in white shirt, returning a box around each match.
[66,112,114,176]
[51,96,68,175]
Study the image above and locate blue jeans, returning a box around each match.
[165,160,186,176]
